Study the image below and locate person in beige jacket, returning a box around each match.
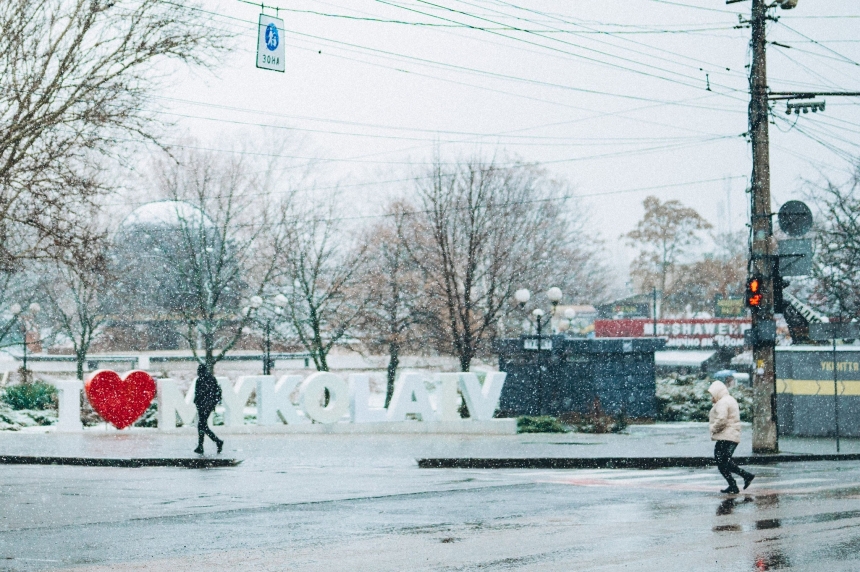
[708,380,755,494]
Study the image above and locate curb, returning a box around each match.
[0,455,241,468]
[417,454,860,470]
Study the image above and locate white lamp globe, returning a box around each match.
[558,319,571,332]
[532,308,545,318]
[564,308,577,320]
[28,303,40,314]
[514,289,531,305]
[9,304,21,315]
[273,294,288,308]
[547,287,562,303]
[249,296,263,309]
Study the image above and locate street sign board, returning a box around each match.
[256,14,285,72]
[778,200,813,237]
[523,338,552,351]
[714,295,745,318]
[809,323,860,341]
[597,302,650,319]
[778,238,813,276]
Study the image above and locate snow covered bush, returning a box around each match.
[1,381,57,410]
[655,375,753,422]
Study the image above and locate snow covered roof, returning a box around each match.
[119,200,213,230]
[655,350,717,367]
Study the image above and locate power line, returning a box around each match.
[370,0,746,95]
[776,21,860,68]
[235,0,736,34]
[455,0,747,81]
[167,0,748,113]
[102,174,748,218]
[151,94,734,144]
[645,0,739,14]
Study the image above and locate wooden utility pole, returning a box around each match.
[748,0,779,453]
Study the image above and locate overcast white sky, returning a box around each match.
[146,0,859,296]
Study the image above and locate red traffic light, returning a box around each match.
[747,276,763,308]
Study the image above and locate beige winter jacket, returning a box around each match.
[708,380,741,443]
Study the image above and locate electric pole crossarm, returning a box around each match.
[769,92,860,100]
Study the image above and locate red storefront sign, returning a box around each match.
[594,319,751,348]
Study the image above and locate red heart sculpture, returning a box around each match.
[85,370,156,429]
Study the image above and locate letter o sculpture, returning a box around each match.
[299,372,350,424]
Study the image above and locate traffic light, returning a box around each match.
[746,275,763,310]
[774,267,789,314]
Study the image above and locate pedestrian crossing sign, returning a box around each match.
[256,14,285,72]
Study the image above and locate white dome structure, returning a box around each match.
[119,200,213,231]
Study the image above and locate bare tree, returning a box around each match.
[625,196,712,300]
[0,271,39,352]
[809,165,860,320]
[358,201,427,406]
[40,239,112,380]
[274,198,369,372]
[407,157,604,372]
[0,0,228,265]
[146,148,290,371]
[668,230,746,314]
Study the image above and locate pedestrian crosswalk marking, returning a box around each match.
[533,467,841,496]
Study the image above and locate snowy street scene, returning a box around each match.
[1,0,859,569]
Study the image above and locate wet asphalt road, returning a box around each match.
[2,433,860,570]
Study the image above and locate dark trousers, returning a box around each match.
[196,405,221,447]
[715,440,752,488]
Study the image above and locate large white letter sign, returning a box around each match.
[219,377,256,426]
[156,379,198,428]
[300,372,350,424]
[387,372,434,422]
[257,375,308,425]
[349,374,386,423]
[51,379,83,431]
[433,374,462,422]
[459,372,506,420]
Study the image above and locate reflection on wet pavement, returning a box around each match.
[2,452,860,570]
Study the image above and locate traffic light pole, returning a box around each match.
[748,0,779,453]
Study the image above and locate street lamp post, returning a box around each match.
[251,294,287,375]
[11,303,40,379]
[515,287,563,416]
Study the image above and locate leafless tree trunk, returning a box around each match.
[624,196,712,304]
[809,164,860,320]
[152,148,290,372]
[408,157,606,371]
[274,197,369,372]
[0,271,39,351]
[40,238,112,380]
[0,0,229,265]
[358,201,426,406]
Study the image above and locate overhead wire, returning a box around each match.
[101,173,748,215]
[776,20,860,68]
[456,0,746,81]
[164,0,745,111]
[369,0,748,97]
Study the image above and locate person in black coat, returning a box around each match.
[193,363,224,454]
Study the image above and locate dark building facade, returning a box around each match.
[494,336,665,418]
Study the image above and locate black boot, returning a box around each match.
[743,474,755,490]
[216,439,224,454]
[721,485,740,494]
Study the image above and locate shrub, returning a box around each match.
[1,381,58,411]
[655,376,753,422]
[517,415,568,433]
[133,401,158,428]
